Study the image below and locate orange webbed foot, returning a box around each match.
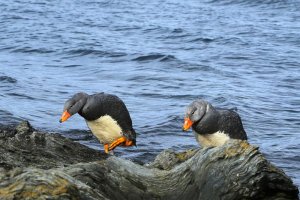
[108,136,127,151]
[104,144,109,154]
[124,139,133,146]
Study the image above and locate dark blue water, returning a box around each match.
[0,0,299,188]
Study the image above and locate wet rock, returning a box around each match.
[0,121,298,200]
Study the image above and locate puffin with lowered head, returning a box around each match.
[182,99,247,147]
[59,92,136,154]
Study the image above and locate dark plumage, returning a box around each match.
[183,99,247,147]
[59,92,136,153]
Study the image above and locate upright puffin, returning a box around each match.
[182,99,247,147]
[59,92,136,153]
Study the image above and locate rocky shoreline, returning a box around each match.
[0,121,298,199]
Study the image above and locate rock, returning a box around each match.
[145,148,198,170]
[0,167,107,200]
[15,120,33,134]
[0,121,107,170]
[0,121,299,200]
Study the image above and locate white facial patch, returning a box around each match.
[194,131,230,147]
[86,115,123,144]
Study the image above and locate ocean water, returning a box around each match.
[0,0,299,188]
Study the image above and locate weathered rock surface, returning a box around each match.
[0,121,107,170]
[0,121,298,200]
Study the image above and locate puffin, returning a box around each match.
[182,99,247,147]
[59,92,136,154]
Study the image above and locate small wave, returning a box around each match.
[6,92,36,100]
[0,76,17,83]
[0,46,18,52]
[0,110,21,124]
[0,109,13,116]
[205,0,297,8]
[113,26,141,31]
[61,129,94,141]
[128,151,158,164]
[182,64,220,74]
[172,28,184,33]
[132,54,164,61]
[66,49,127,57]
[2,15,29,20]
[224,56,251,60]
[132,54,176,62]
[63,65,82,68]
[164,33,193,40]
[160,55,177,62]
[188,37,214,43]
[11,47,55,54]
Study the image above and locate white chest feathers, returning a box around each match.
[86,115,123,144]
[194,131,230,147]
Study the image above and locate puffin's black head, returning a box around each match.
[59,92,88,123]
[182,99,210,131]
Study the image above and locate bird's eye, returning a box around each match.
[191,110,196,115]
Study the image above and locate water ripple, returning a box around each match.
[132,54,176,62]
[188,37,215,43]
[11,47,55,54]
[6,92,36,100]
[65,49,127,57]
[0,76,17,83]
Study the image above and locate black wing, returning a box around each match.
[217,109,247,140]
[81,93,136,140]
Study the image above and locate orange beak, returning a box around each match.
[59,111,71,123]
[182,117,193,131]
